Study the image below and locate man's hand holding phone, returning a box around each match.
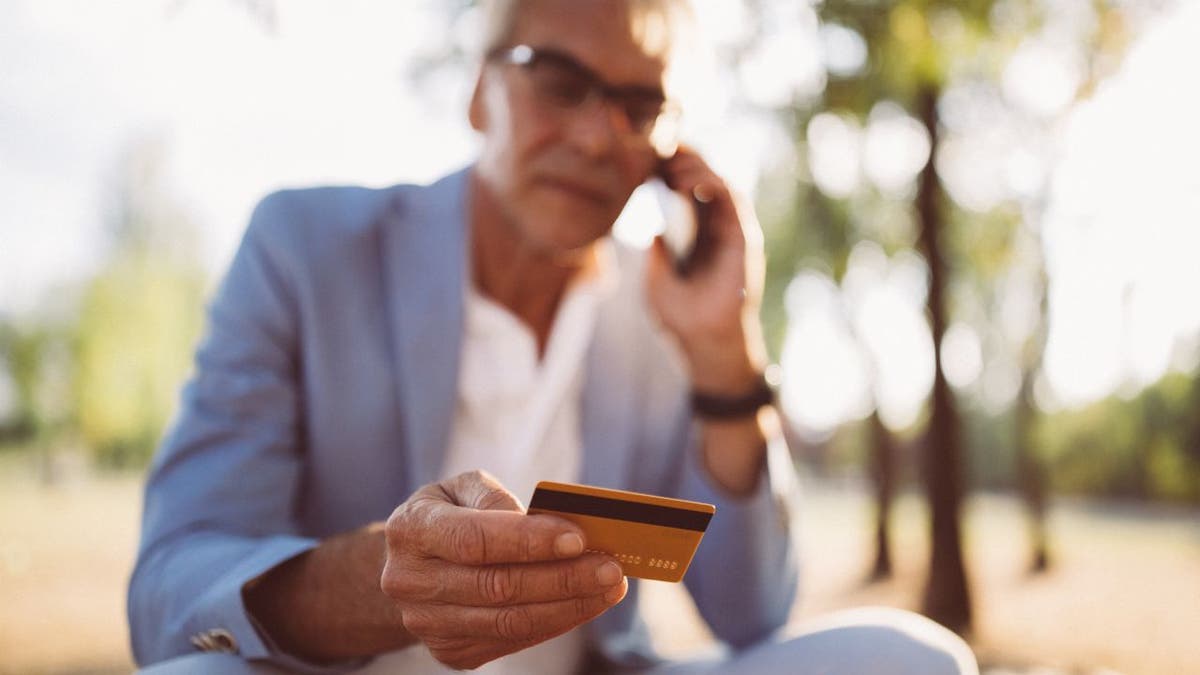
[644,147,769,398]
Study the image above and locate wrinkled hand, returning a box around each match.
[645,147,768,395]
[380,471,627,670]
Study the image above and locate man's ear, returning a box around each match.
[468,69,487,132]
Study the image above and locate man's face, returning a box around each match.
[470,0,672,256]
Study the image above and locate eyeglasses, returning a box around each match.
[488,44,680,154]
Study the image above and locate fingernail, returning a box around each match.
[595,561,622,586]
[554,532,584,557]
[605,581,627,604]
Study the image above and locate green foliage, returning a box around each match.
[1034,372,1200,502]
[0,317,77,453]
[1,139,205,469]
[801,372,1200,505]
[1147,436,1199,502]
[65,139,208,468]
[0,324,50,440]
[822,0,1002,106]
[72,252,204,468]
[963,404,1017,489]
[948,205,1021,287]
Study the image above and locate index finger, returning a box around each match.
[412,498,587,565]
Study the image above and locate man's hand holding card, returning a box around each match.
[380,471,629,670]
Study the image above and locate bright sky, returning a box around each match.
[2,0,1198,434]
[0,0,483,310]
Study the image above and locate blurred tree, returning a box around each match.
[771,0,1149,627]
[1185,375,1200,487]
[0,323,48,442]
[1036,370,1200,503]
[914,75,971,631]
[791,0,985,631]
[72,140,205,468]
[969,0,1148,570]
[0,320,76,482]
[1014,258,1051,571]
[866,401,897,579]
[759,153,906,580]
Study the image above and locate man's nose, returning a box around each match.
[565,94,625,159]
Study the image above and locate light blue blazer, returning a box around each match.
[128,168,798,672]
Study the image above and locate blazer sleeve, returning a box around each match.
[670,408,801,649]
[127,192,348,673]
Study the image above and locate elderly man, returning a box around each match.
[129,1,978,673]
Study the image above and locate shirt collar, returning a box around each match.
[572,237,621,300]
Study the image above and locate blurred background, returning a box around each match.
[2,0,1198,673]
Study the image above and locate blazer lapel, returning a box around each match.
[380,168,470,496]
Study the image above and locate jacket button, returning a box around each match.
[190,628,238,654]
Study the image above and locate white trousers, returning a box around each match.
[139,607,978,675]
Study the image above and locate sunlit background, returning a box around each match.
[2,1,1199,674]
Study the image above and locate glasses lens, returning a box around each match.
[620,94,669,135]
[525,54,594,108]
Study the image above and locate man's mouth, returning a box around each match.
[539,176,609,205]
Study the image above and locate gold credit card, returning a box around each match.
[527,481,715,583]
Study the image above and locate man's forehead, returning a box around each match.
[506,0,676,87]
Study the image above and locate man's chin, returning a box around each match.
[520,223,611,262]
[516,207,612,250]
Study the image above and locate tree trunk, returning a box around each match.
[869,409,895,580]
[1015,369,1050,572]
[1015,259,1051,573]
[914,84,972,633]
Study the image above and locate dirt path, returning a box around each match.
[0,468,141,675]
[642,482,1200,675]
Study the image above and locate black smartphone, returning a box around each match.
[649,177,699,276]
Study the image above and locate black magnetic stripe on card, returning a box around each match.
[529,489,713,532]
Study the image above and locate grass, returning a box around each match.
[2,454,1197,674]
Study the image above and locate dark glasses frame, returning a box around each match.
[488,43,680,145]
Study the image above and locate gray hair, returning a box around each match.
[478,0,696,60]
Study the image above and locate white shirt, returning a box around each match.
[360,246,618,674]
